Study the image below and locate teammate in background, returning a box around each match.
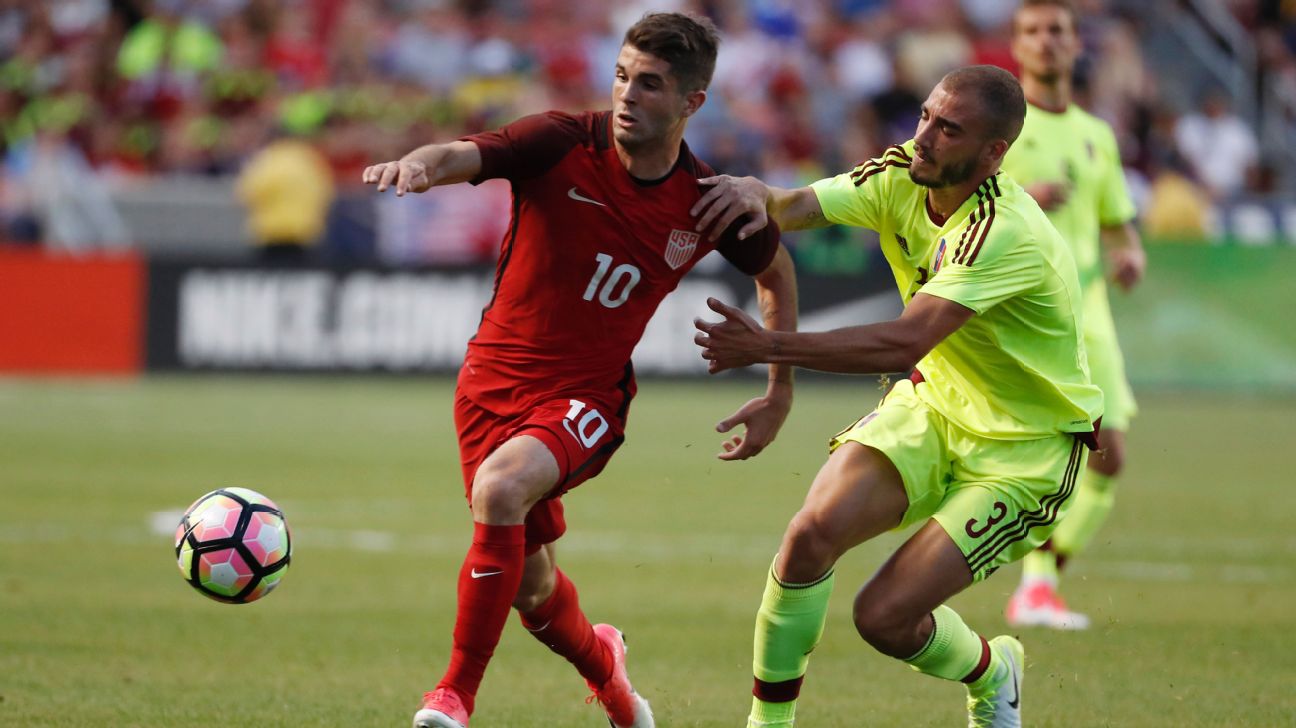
[691,65,1102,727]
[1002,0,1146,630]
[363,13,797,728]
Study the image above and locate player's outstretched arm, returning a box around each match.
[691,175,829,241]
[361,140,483,196]
[714,244,798,461]
[694,292,973,376]
[1102,221,1146,291]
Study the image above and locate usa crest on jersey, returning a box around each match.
[664,229,700,270]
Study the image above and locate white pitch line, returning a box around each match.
[0,515,1288,586]
[1114,533,1296,558]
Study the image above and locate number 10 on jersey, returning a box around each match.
[582,253,641,309]
[563,399,609,449]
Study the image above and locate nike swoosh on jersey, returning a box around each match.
[470,568,504,579]
[567,186,606,207]
[1008,661,1020,709]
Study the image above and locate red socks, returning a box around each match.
[436,525,612,716]
[437,522,526,714]
[520,567,613,687]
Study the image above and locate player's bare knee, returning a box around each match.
[470,477,525,522]
[471,465,549,523]
[778,511,838,582]
[851,589,919,657]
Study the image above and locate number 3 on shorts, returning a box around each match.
[563,399,609,449]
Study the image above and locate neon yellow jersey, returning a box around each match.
[810,140,1103,439]
[1001,103,1136,294]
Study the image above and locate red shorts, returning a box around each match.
[454,387,628,548]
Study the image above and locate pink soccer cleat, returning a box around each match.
[1005,581,1091,630]
[586,624,655,728]
[413,686,470,728]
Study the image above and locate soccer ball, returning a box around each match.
[174,487,292,604]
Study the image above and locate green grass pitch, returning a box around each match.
[1,376,1293,726]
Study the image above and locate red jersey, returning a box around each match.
[458,110,779,415]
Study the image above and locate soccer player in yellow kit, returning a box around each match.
[1001,0,1147,630]
[691,65,1102,727]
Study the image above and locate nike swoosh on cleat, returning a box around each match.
[470,568,504,579]
[1007,660,1020,710]
[568,187,606,207]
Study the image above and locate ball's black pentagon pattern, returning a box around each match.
[175,488,291,604]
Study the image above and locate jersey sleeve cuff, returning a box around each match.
[809,178,847,226]
[915,285,989,315]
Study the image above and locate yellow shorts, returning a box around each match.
[1083,285,1137,431]
[831,380,1088,582]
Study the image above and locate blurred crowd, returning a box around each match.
[1,0,1292,263]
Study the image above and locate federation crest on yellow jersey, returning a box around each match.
[931,238,948,275]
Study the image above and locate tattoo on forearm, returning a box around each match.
[759,292,776,324]
[798,208,828,229]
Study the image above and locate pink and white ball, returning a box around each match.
[175,488,291,604]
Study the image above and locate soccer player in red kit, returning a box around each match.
[363,13,798,728]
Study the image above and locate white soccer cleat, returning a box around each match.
[586,624,654,728]
[413,686,469,728]
[966,636,1024,728]
[1005,581,1091,630]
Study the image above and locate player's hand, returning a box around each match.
[692,175,769,242]
[1025,182,1070,211]
[714,385,791,461]
[694,297,774,373]
[1108,243,1146,291]
[362,159,431,196]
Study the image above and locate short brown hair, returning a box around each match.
[1014,0,1080,34]
[940,65,1027,144]
[623,12,720,93]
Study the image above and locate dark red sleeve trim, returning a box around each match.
[694,159,780,276]
[460,111,588,184]
[717,218,781,276]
